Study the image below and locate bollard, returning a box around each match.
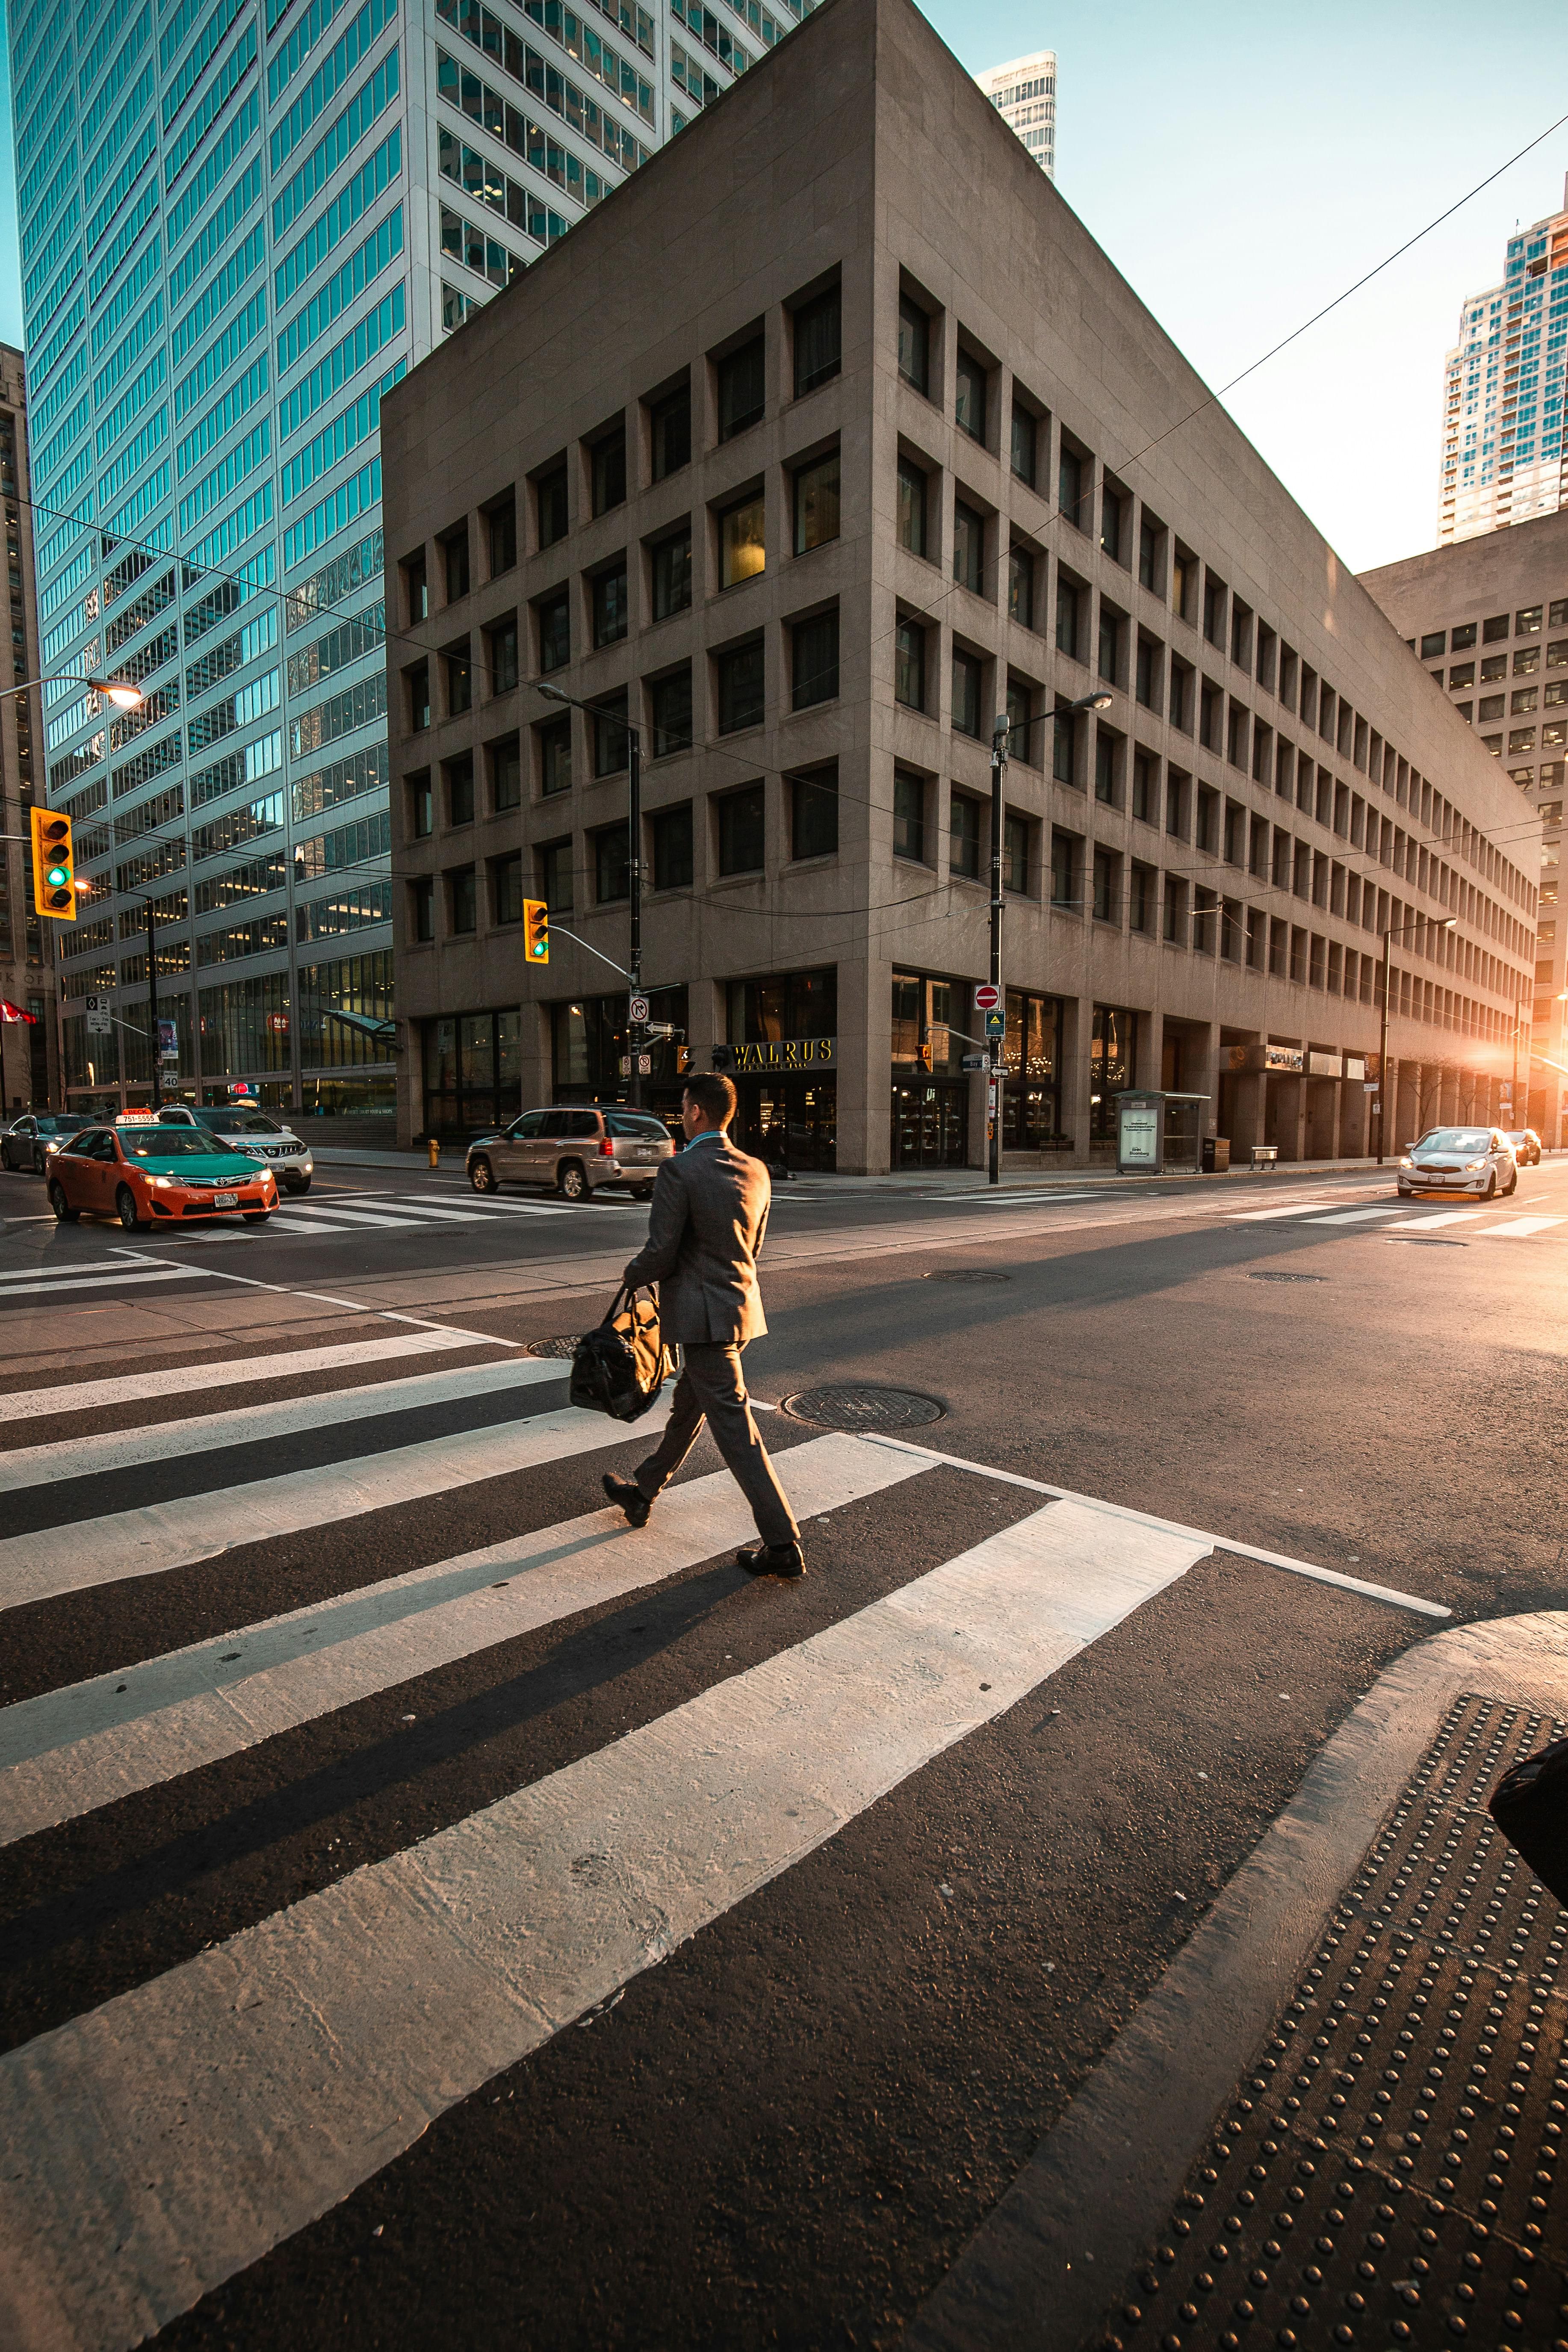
[427,1136,440,1169]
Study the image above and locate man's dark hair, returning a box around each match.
[683,1071,736,1128]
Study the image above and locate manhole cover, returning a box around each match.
[1249,1271,1327,1284]
[526,1335,582,1359]
[1093,1692,1568,2351]
[780,1385,945,1430]
[925,1269,1012,1285]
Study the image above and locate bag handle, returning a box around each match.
[599,1281,657,1330]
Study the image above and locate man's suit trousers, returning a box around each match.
[633,1341,798,1547]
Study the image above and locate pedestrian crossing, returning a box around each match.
[1228,1196,1565,1241]
[174,1188,645,1238]
[0,1331,1450,2347]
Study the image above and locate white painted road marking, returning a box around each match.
[1305,1206,1404,1226]
[0,1434,926,1844]
[1475,1215,1565,1238]
[1224,1201,1339,1222]
[1396,1210,1485,1230]
[0,1499,1208,2351]
[0,1265,213,1300]
[0,1330,497,1425]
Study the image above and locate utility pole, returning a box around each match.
[1377,925,1391,1166]
[627,724,643,1109]
[146,896,162,1112]
[988,712,1007,1186]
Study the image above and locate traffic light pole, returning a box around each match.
[627,726,643,1109]
[146,896,162,1113]
[988,715,1007,1187]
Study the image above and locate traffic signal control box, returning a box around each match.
[30,807,76,920]
[523,897,549,962]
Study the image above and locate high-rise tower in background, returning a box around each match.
[11,0,815,1115]
[1439,178,1568,547]
[0,343,54,1108]
[974,47,1055,180]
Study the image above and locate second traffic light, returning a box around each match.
[30,807,76,920]
[523,897,549,962]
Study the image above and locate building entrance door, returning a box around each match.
[891,1079,968,1169]
[731,1077,837,1171]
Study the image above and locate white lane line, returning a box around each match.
[0,1330,496,1424]
[0,1498,1206,2347]
[0,1266,213,1300]
[1305,1207,1407,1226]
[940,1192,1098,1208]
[1475,1215,1565,1238]
[0,1357,568,1494]
[367,1202,525,1224]
[1397,1210,1485,1230]
[0,1394,673,1614]
[0,1433,925,1844]
[856,1433,1451,1619]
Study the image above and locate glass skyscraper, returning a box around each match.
[973,48,1056,181]
[1440,177,1568,547]
[12,0,813,1113]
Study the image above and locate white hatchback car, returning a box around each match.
[1398,1126,1518,1201]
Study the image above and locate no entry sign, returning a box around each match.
[974,984,1001,1010]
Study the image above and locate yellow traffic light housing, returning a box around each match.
[30,807,76,920]
[523,897,549,963]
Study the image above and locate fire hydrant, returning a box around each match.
[427,1137,440,1169]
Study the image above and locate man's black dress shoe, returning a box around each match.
[603,1472,651,1528]
[736,1539,806,1580]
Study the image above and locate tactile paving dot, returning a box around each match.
[1093,1693,1568,2351]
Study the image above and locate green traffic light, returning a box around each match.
[46,865,70,887]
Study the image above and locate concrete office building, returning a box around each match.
[383,0,1538,1174]
[1361,507,1568,1135]
[0,343,56,1110]
[1439,180,1568,547]
[10,0,815,1117]
[974,47,1056,181]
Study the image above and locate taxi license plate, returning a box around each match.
[213,1191,239,1208]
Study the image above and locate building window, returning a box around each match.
[793,451,840,553]
[442,528,470,602]
[898,295,930,394]
[893,768,927,861]
[718,782,765,875]
[408,661,430,730]
[537,713,572,795]
[1056,576,1082,660]
[1007,674,1036,766]
[536,590,570,672]
[1172,548,1196,621]
[650,384,691,480]
[449,865,477,933]
[1092,846,1117,921]
[652,524,692,620]
[493,851,523,926]
[949,790,981,880]
[1163,874,1185,941]
[1004,812,1030,893]
[411,877,434,940]
[534,838,573,916]
[953,500,984,594]
[1138,515,1161,593]
[955,349,986,443]
[486,615,518,692]
[591,425,627,516]
[1098,607,1121,686]
[1058,445,1084,528]
[595,823,631,901]
[1100,487,1123,564]
[898,458,928,557]
[1089,1006,1136,1142]
[1094,732,1116,804]
[1051,705,1075,785]
[1452,621,1477,650]
[717,638,765,733]
[720,491,766,587]
[1483,614,1510,643]
[1519,605,1543,634]
[536,461,568,548]
[791,765,838,859]
[446,753,475,825]
[490,736,521,810]
[651,666,694,756]
[1131,749,1156,820]
[1420,630,1446,659]
[445,644,472,715]
[1050,828,1076,907]
[792,609,839,709]
[1129,861,1154,932]
[652,802,694,889]
[1008,543,1035,629]
[487,499,516,576]
[593,689,629,777]
[895,618,925,710]
[1203,575,1225,646]
[404,551,428,623]
[951,647,982,739]
[793,286,841,395]
[717,334,765,440]
[592,561,629,648]
[409,772,433,837]
[1010,403,1036,486]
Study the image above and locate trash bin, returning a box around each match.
[1202,1136,1231,1174]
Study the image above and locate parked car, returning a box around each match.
[467,1106,675,1201]
[150,1103,315,1192]
[1398,1127,1519,1200]
[0,1113,75,1173]
[48,1123,278,1229]
[1506,1127,1543,1167]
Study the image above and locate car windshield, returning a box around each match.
[125,1129,236,1158]
[32,1117,71,1135]
[202,1109,281,1133]
[1414,1130,1491,1153]
[603,1114,670,1139]
[1506,1132,1529,1144]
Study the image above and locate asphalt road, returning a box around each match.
[0,1149,1564,2350]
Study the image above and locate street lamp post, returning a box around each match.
[1377,913,1458,1164]
[537,683,645,1104]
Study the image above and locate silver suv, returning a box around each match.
[467,1106,674,1202]
[153,1105,315,1194]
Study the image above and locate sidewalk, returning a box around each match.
[908,1613,1568,2352]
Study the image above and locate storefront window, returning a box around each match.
[726,966,836,1044]
[549,987,689,1105]
[1090,1002,1138,1143]
[1003,989,1067,1149]
[422,1006,527,1136]
[889,971,964,1074]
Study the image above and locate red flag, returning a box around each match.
[0,1002,37,1024]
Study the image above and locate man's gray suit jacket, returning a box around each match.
[621,1134,771,1345]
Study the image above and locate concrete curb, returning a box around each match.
[903,1610,1568,2352]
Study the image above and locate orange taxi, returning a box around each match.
[47,1116,278,1230]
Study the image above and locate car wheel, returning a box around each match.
[557,1158,588,1202]
[33,1149,46,1176]
[1482,1172,1497,1201]
[243,1211,271,1223]
[116,1185,147,1230]
[632,1182,655,1200]
[1505,1170,1518,1195]
[470,1155,496,1194]
[49,1181,78,1223]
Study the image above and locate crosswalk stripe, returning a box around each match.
[0,1266,212,1300]
[0,1396,673,1614]
[0,1356,569,1495]
[0,1330,496,1424]
[361,1201,520,1224]
[1476,1214,1565,1238]
[390,1193,576,1218]
[1225,1200,1337,1221]
[0,1433,926,1846]
[0,1498,1206,2347]
[1305,1206,1403,1225]
[277,1206,430,1230]
[1397,1209,1484,1229]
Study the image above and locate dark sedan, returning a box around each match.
[1,1114,75,1174]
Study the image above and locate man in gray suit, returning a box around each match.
[602,1071,804,1578]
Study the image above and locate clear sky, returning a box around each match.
[1,1,1566,576]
